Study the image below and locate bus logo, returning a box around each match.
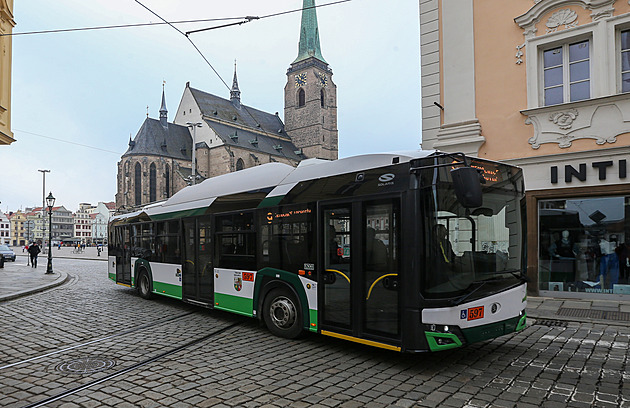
[234,276,242,291]
[378,173,395,187]
[379,173,395,183]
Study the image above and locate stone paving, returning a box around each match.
[1,257,630,407]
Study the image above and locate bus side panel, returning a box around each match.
[214,268,256,317]
[299,276,318,332]
[108,255,116,281]
[136,260,183,299]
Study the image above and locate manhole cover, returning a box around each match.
[56,356,116,374]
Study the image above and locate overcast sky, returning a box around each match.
[1,0,421,213]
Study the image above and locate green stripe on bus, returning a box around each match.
[108,273,115,281]
[257,195,284,208]
[215,293,254,317]
[309,309,317,332]
[153,281,182,299]
[150,207,208,220]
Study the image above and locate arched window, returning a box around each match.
[320,89,325,108]
[134,162,142,205]
[149,163,156,202]
[298,88,305,107]
[236,158,244,171]
[165,164,170,198]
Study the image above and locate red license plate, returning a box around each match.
[467,306,484,321]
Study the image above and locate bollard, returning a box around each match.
[0,254,4,269]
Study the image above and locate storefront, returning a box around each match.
[513,147,630,299]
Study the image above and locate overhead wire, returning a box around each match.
[10,0,351,160]
[13,129,123,155]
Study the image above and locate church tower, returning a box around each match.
[284,0,338,160]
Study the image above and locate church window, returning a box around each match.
[149,163,157,202]
[236,158,244,171]
[298,88,305,107]
[165,165,170,198]
[320,89,325,108]
[134,163,142,205]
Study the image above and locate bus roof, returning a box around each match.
[113,150,436,221]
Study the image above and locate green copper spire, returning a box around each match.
[293,0,327,64]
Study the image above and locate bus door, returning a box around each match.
[320,200,400,343]
[182,217,214,305]
[115,226,131,285]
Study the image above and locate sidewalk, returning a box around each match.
[2,248,630,326]
[0,246,107,302]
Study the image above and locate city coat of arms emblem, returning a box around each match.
[234,276,242,291]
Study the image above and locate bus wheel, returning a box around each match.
[137,270,153,300]
[263,288,303,339]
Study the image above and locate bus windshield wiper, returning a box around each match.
[450,278,504,306]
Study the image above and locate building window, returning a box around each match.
[134,162,142,205]
[320,89,325,108]
[538,196,630,295]
[236,158,244,171]
[543,39,590,106]
[165,165,170,198]
[622,29,630,93]
[149,163,156,202]
[298,88,305,107]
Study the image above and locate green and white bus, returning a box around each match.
[109,150,527,352]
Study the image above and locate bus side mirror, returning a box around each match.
[451,167,483,208]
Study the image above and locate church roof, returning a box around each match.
[205,120,303,161]
[122,118,192,161]
[189,87,291,141]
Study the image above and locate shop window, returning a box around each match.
[538,196,630,295]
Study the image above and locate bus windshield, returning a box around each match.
[421,159,525,301]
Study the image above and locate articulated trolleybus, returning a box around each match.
[109,150,527,352]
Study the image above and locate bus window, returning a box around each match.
[258,205,315,274]
[156,220,181,264]
[215,212,256,270]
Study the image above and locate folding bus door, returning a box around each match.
[320,199,401,345]
[182,216,214,305]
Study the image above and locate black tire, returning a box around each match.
[262,287,303,339]
[137,269,153,300]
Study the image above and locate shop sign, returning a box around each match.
[551,159,627,184]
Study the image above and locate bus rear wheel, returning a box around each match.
[137,270,153,300]
[263,288,303,339]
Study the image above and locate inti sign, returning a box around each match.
[551,159,627,183]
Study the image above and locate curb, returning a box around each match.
[0,270,70,302]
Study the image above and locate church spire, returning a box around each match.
[230,60,241,108]
[293,0,327,64]
[159,82,168,128]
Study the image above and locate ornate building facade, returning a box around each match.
[420,0,630,299]
[115,0,338,210]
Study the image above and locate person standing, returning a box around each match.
[28,242,41,268]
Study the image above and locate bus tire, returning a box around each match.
[262,287,303,339]
[137,269,153,300]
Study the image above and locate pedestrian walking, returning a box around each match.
[27,242,41,268]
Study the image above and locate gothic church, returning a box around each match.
[115,0,338,210]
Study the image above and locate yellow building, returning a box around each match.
[0,0,14,145]
[420,0,630,299]
[8,210,31,246]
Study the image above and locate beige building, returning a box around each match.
[420,0,630,299]
[0,0,14,145]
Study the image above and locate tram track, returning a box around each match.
[0,311,196,370]
[20,321,242,408]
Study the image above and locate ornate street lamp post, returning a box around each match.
[45,192,55,275]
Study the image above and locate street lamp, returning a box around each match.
[45,192,55,275]
[186,122,202,185]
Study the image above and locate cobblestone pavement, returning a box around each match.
[1,259,629,408]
